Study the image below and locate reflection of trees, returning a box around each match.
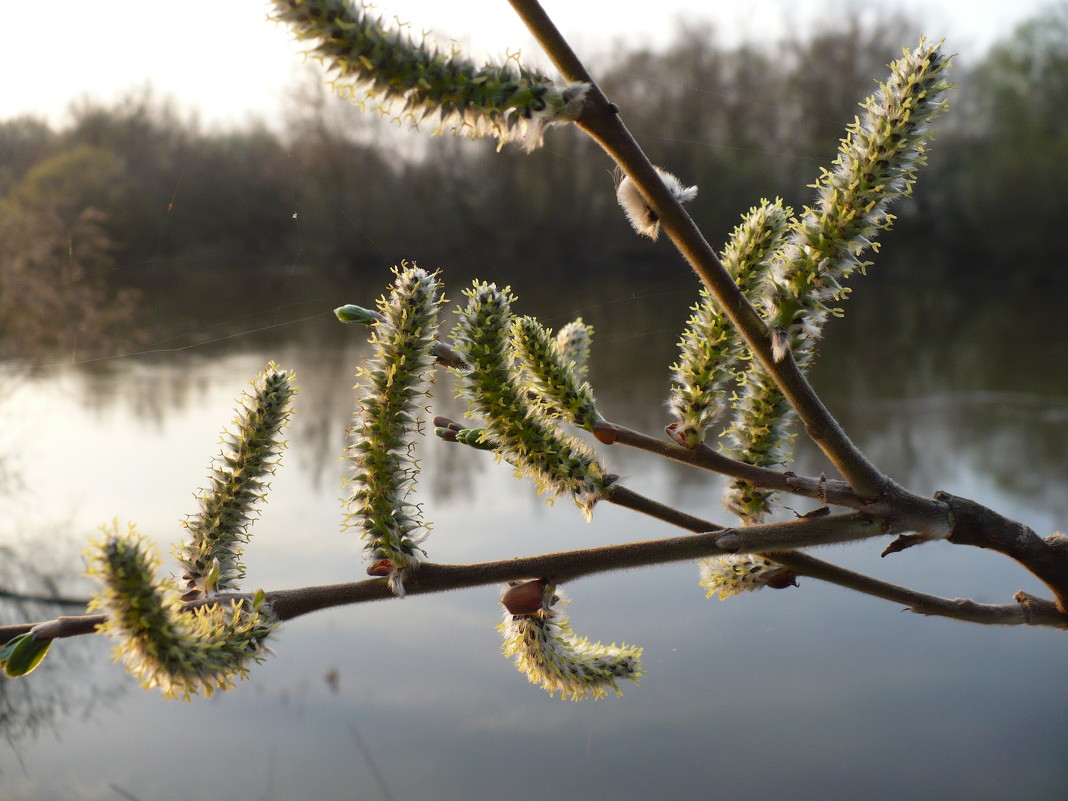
[2,378,122,743]
[811,275,1068,522]
[280,318,489,501]
[0,535,122,744]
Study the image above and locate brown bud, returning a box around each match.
[502,579,548,616]
[591,420,620,445]
[766,570,799,590]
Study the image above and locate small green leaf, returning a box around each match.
[0,634,27,663]
[2,632,52,678]
[252,588,266,611]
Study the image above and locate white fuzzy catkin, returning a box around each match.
[616,167,698,240]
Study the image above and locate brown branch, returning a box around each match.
[610,422,846,499]
[0,482,1033,645]
[939,491,1068,613]
[8,482,1064,646]
[7,516,1059,644]
[606,483,725,532]
[0,614,106,644]
[506,1,1068,606]
[773,552,1045,626]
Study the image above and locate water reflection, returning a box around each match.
[2,267,1067,800]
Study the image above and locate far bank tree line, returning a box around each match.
[1,6,1066,354]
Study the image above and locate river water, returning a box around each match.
[2,265,1066,800]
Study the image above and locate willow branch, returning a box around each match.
[505,0,886,499]
[6,512,1064,644]
[7,481,1060,646]
[7,478,1064,641]
[938,492,1068,613]
[500,1,1068,609]
[607,422,951,532]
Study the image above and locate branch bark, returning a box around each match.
[7,498,1067,647]
[939,491,1068,613]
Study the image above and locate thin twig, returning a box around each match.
[608,422,934,518]
[606,483,725,532]
[610,423,828,497]
[0,589,91,607]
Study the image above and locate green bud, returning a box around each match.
[335,304,384,326]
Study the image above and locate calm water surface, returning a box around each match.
[2,270,1067,801]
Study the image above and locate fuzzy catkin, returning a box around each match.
[762,39,953,358]
[499,586,643,700]
[269,0,589,151]
[725,40,952,522]
[344,264,442,596]
[453,283,611,519]
[87,524,276,700]
[512,316,601,429]
[176,363,296,598]
[669,199,791,447]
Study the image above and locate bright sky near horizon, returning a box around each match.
[0,0,1048,129]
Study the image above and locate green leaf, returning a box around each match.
[1,632,52,678]
[0,634,26,663]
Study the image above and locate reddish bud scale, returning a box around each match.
[367,559,394,577]
[665,423,691,449]
[592,420,620,445]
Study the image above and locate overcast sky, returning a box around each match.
[0,0,1048,128]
